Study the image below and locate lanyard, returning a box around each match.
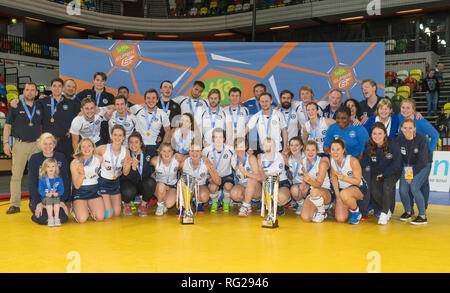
[405,137,415,166]
[261,109,273,137]
[236,153,248,169]
[305,156,318,173]
[291,153,304,179]
[190,157,202,178]
[300,102,309,121]
[88,118,96,137]
[162,157,173,184]
[50,96,61,119]
[145,105,157,133]
[229,105,241,133]
[310,118,321,139]
[262,153,275,169]
[161,100,170,113]
[21,99,36,123]
[334,156,346,174]
[95,93,101,107]
[131,151,143,177]
[45,177,55,193]
[110,144,120,177]
[212,145,224,170]
[256,100,261,112]
[178,130,191,154]
[188,97,201,115]
[115,112,128,127]
[283,107,293,126]
[209,106,218,129]
[83,155,93,167]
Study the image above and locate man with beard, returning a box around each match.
[195,89,226,147]
[279,89,301,141]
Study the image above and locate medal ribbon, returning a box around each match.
[305,156,318,173]
[21,99,36,124]
[110,144,120,178]
[262,153,275,169]
[212,145,224,170]
[131,151,143,177]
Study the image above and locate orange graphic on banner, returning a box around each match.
[112,43,138,69]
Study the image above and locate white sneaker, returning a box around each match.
[312,210,327,223]
[238,205,250,217]
[54,218,61,226]
[70,207,79,223]
[155,203,168,216]
[378,212,389,225]
[47,218,55,227]
[387,210,392,220]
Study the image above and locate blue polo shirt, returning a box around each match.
[324,123,369,157]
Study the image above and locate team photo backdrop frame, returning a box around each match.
[59,40,385,104]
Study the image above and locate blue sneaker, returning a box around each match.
[367,205,374,216]
[374,210,381,217]
[348,210,362,225]
[197,203,204,214]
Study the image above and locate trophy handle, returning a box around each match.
[261,181,265,218]
[176,180,180,210]
[194,182,199,215]
[273,180,279,222]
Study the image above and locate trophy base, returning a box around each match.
[262,219,279,228]
[181,216,194,225]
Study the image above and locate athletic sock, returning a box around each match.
[242,202,251,209]
[210,191,220,202]
[350,207,359,213]
[309,196,325,214]
[223,191,231,203]
[297,198,305,206]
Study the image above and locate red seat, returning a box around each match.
[403,77,417,92]
[385,71,396,82]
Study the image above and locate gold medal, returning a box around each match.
[50,117,54,123]
[28,122,33,127]
[147,132,150,136]
[113,176,117,180]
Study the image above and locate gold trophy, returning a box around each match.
[176,174,199,225]
[261,174,279,228]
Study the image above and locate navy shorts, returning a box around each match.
[220,174,235,189]
[72,184,101,201]
[98,177,121,195]
[339,181,368,199]
[279,179,291,189]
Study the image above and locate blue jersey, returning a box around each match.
[397,114,439,152]
[38,176,64,200]
[324,123,369,157]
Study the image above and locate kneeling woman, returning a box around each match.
[285,136,307,215]
[151,142,184,216]
[330,139,368,224]
[180,140,221,214]
[230,137,264,217]
[121,132,157,217]
[96,125,132,219]
[361,122,402,225]
[257,137,291,216]
[299,140,332,223]
[70,138,105,223]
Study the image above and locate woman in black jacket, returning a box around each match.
[361,122,402,225]
[120,132,157,217]
[396,118,433,225]
[423,69,440,116]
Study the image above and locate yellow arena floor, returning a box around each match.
[1,200,449,273]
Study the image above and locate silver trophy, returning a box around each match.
[261,174,279,228]
[176,173,199,225]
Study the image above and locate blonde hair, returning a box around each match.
[304,140,319,153]
[39,158,60,178]
[37,133,56,151]
[299,85,314,96]
[375,98,393,116]
[400,98,416,111]
[157,142,174,166]
[74,138,97,162]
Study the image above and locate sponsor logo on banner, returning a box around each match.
[429,151,450,192]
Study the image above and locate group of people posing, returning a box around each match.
[3,72,439,227]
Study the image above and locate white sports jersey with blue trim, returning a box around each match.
[155,157,179,186]
[301,156,330,189]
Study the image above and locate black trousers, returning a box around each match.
[370,172,402,214]
[120,177,157,203]
[357,167,371,217]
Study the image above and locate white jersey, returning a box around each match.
[132,105,170,145]
[260,152,288,181]
[305,117,329,153]
[70,114,104,144]
[292,100,323,126]
[196,106,226,146]
[280,105,301,141]
[301,156,330,189]
[171,128,194,155]
[155,157,179,186]
[80,156,101,186]
[182,157,209,186]
[248,109,287,152]
[231,153,253,186]
[331,155,362,189]
[100,144,127,180]
[173,96,209,117]
[202,144,234,177]
[222,105,249,144]
[288,153,305,185]
[108,111,137,147]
